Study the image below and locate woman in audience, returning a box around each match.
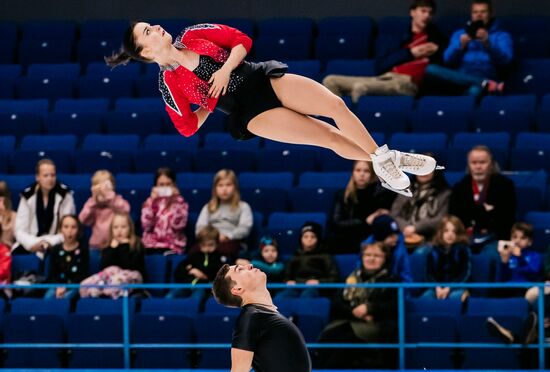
[80,212,144,299]
[46,215,89,299]
[391,159,450,247]
[423,215,472,301]
[328,161,395,253]
[0,181,17,247]
[317,242,398,368]
[195,169,253,257]
[79,170,130,249]
[141,167,189,255]
[14,159,75,256]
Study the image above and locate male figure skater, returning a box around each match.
[212,263,311,372]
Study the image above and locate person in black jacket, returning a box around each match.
[323,0,446,102]
[449,145,516,244]
[316,242,398,368]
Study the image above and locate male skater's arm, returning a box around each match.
[231,348,254,372]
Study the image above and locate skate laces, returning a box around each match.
[379,158,402,179]
[399,152,425,168]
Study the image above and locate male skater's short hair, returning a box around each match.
[212,264,243,307]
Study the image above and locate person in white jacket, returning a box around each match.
[14,159,75,257]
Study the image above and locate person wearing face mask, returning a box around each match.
[328,161,396,254]
[14,159,75,257]
[316,242,398,368]
[449,145,516,244]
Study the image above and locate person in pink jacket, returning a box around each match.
[79,170,130,249]
[141,167,189,255]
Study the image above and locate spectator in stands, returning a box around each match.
[45,215,89,299]
[277,222,339,298]
[80,212,144,299]
[316,242,398,368]
[323,0,446,101]
[0,241,10,299]
[0,181,17,247]
[79,170,130,249]
[495,223,542,297]
[449,145,516,244]
[14,159,75,256]
[426,0,513,96]
[250,235,285,284]
[141,167,189,255]
[422,215,471,300]
[391,162,450,247]
[361,215,412,282]
[525,242,550,305]
[195,169,253,258]
[171,225,226,298]
[328,161,396,254]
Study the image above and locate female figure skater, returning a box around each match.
[107,22,440,195]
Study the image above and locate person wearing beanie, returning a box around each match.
[250,235,286,284]
[276,222,339,298]
[361,215,412,283]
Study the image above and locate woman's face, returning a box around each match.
[133,22,173,60]
[352,161,372,188]
[36,164,56,192]
[216,178,235,202]
[362,245,386,272]
[442,222,457,246]
[111,215,130,241]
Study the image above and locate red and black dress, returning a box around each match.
[160,23,288,140]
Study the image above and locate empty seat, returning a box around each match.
[15,77,74,101]
[0,99,49,115]
[389,133,448,156]
[27,63,81,78]
[204,132,260,151]
[288,187,337,213]
[241,187,288,215]
[54,98,109,114]
[11,150,73,174]
[115,97,164,113]
[135,149,193,173]
[144,134,199,152]
[21,20,77,42]
[18,39,74,64]
[255,18,314,60]
[77,38,121,65]
[239,172,294,190]
[194,149,256,173]
[104,112,162,137]
[77,76,135,101]
[44,112,104,139]
[298,171,349,188]
[0,113,43,139]
[267,212,326,230]
[21,134,77,151]
[315,17,373,61]
[324,59,376,77]
[257,148,318,175]
[75,150,134,173]
[82,134,140,151]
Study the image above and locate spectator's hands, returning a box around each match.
[366,209,389,225]
[150,187,159,200]
[31,240,50,253]
[476,28,489,45]
[110,239,119,248]
[188,268,207,280]
[511,245,522,257]
[171,186,180,196]
[286,280,296,285]
[55,287,66,299]
[0,197,5,213]
[411,43,438,58]
[352,304,368,319]
[423,42,439,57]
[435,286,450,299]
[403,225,416,237]
[208,66,231,98]
[219,235,230,242]
[460,33,472,48]
[306,279,319,285]
[483,203,494,212]
[497,240,515,262]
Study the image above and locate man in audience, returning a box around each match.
[323,0,446,102]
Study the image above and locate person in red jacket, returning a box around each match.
[106,22,442,196]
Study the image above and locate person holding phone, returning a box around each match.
[141,167,189,255]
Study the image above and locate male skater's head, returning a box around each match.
[213,264,268,307]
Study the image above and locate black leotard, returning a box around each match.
[232,304,311,372]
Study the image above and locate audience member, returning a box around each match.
[79,170,130,249]
[195,169,253,258]
[141,167,189,255]
[250,235,286,284]
[427,0,513,96]
[14,159,75,257]
[361,215,412,282]
[449,145,516,244]
[80,212,144,299]
[391,164,450,246]
[0,181,17,247]
[316,242,398,369]
[422,215,471,300]
[323,0,446,101]
[45,215,89,299]
[277,222,339,298]
[328,161,396,254]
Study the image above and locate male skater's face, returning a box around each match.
[227,264,266,294]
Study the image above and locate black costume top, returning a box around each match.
[232,304,311,372]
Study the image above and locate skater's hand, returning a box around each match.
[352,304,368,319]
[208,67,231,98]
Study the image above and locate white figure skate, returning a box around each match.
[371,145,412,197]
[393,150,445,176]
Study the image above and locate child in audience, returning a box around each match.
[251,235,285,283]
[46,215,89,299]
[195,169,253,258]
[79,170,130,249]
[423,215,471,300]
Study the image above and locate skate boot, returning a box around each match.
[371,145,412,197]
[393,150,444,176]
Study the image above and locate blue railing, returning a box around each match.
[0,282,547,370]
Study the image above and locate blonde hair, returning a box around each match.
[108,212,140,251]
[208,169,241,213]
[92,170,116,188]
[432,215,470,247]
[35,158,55,175]
[467,145,500,175]
[344,161,375,204]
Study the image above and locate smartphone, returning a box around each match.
[156,186,173,197]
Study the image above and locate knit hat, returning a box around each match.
[259,235,278,250]
[372,215,400,242]
[300,221,323,239]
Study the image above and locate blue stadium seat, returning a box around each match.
[0,153,9,173]
[515,185,544,220]
[319,149,355,172]
[298,171,349,188]
[508,170,547,195]
[11,298,71,315]
[469,253,496,297]
[27,63,81,78]
[288,187,337,213]
[499,16,550,58]
[116,173,154,188]
[194,313,238,368]
[135,76,160,98]
[11,150,73,174]
[511,149,550,173]
[452,132,510,149]
[144,254,169,296]
[77,76,135,101]
[176,172,215,189]
[21,20,77,42]
[144,134,199,152]
[85,61,141,78]
[75,298,136,315]
[0,99,49,115]
[140,298,200,317]
[1,175,35,205]
[11,254,43,276]
[0,22,18,62]
[241,187,288,216]
[132,314,194,368]
[18,39,74,64]
[77,38,120,65]
[255,18,314,60]
[406,298,463,316]
[324,59,376,77]
[82,134,140,151]
[409,252,428,282]
[179,187,211,214]
[15,77,74,101]
[0,113,43,139]
[374,17,411,56]
[239,172,294,190]
[194,149,256,173]
[257,148,318,175]
[355,109,409,134]
[315,17,373,61]
[80,20,128,39]
[0,64,21,79]
[472,110,532,134]
[75,150,134,173]
[44,112,104,139]
[286,60,322,81]
[204,132,261,151]
[536,94,550,132]
[88,248,101,272]
[57,174,91,190]
[135,149,193,173]
[333,254,359,281]
[525,212,550,228]
[410,110,471,134]
[515,132,550,149]
[115,97,164,113]
[21,134,77,151]
[0,78,14,99]
[54,98,109,114]
[507,59,550,95]
[104,112,162,137]
[267,212,326,230]
[479,95,537,111]
[273,297,331,342]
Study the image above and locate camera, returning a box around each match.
[156,186,173,197]
[465,20,485,38]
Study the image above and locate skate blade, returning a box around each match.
[381,182,413,197]
[435,165,445,170]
